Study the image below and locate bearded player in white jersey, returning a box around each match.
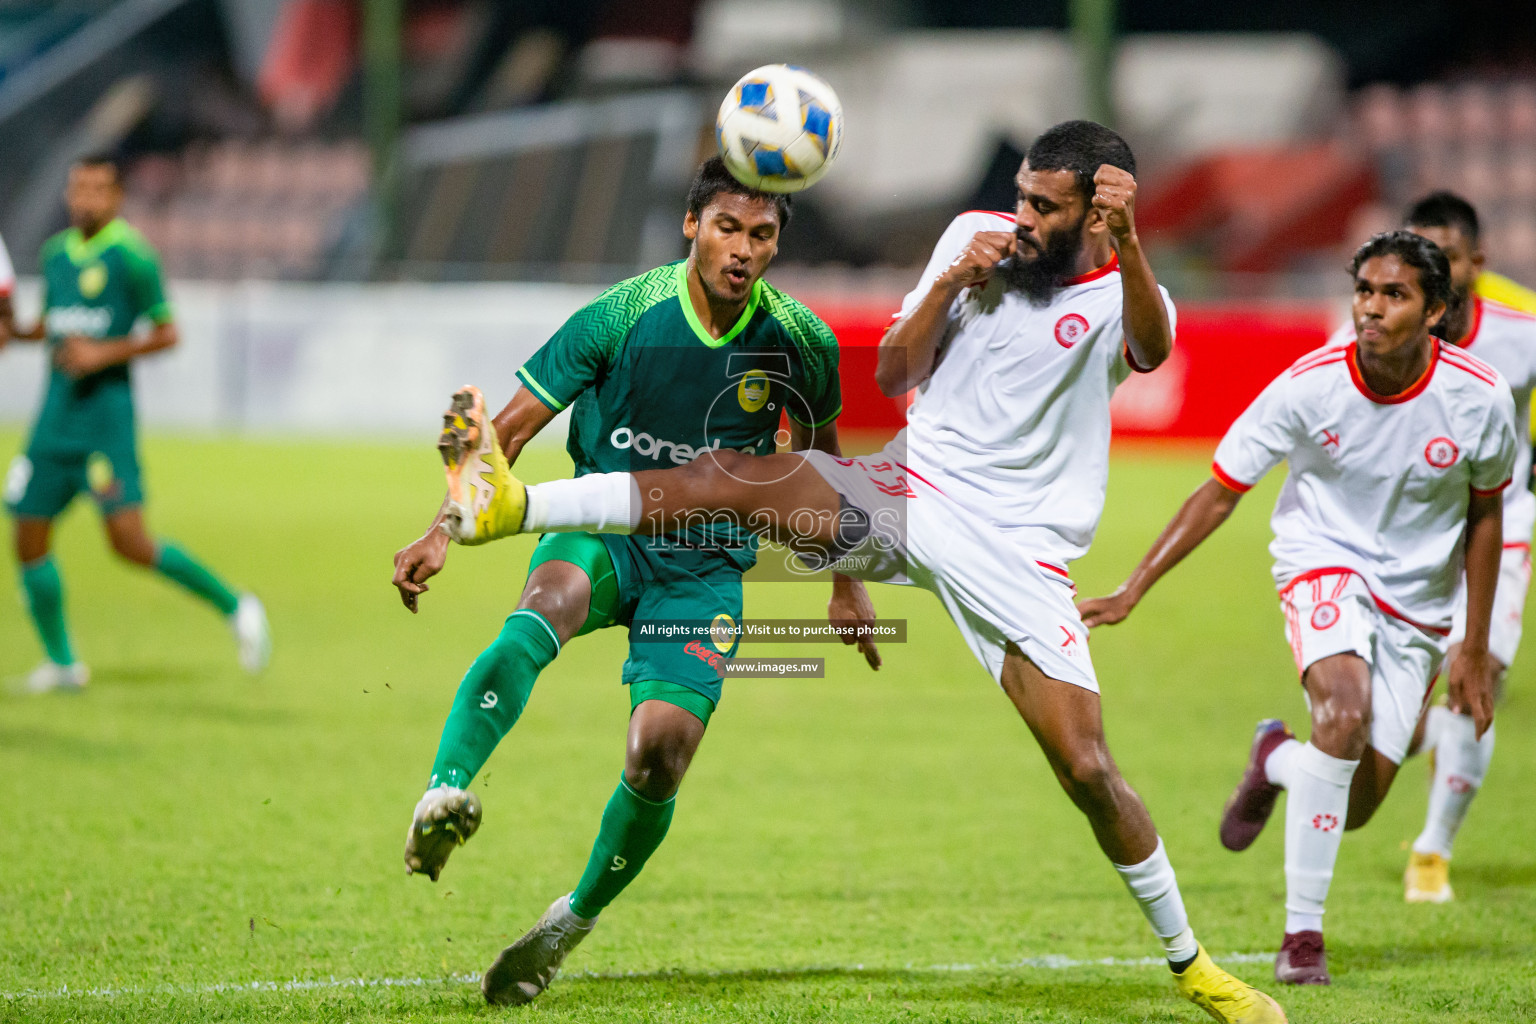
[412,121,1284,1024]
[1080,231,1516,986]
[1392,194,1536,903]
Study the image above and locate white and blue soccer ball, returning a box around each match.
[716,64,843,193]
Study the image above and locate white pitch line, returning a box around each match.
[0,952,1275,1002]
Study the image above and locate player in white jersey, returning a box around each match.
[1393,193,1536,902]
[1079,231,1516,986]
[0,230,15,346]
[416,121,1284,1024]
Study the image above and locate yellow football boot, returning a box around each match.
[1175,945,1288,1023]
[1405,851,1453,903]
[438,385,527,545]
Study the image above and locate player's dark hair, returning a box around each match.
[1025,120,1136,203]
[1404,190,1480,246]
[686,156,792,229]
[1349,230,1453,313]
[73,152,122,183]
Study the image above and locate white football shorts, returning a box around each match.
[1448,542,1530,668]
[1278,568,1447,764]
[799,443,1098,693]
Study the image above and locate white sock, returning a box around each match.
[523,474,642,533]
[1112,838,1199,963]
[1413,711,1495,859]
[1264,736,1302,787]
[1283,742,1358,934]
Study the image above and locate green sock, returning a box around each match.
[428,609,561,790]
[569,775,676,919]
[20,556,75,665]
[155,541,239,616]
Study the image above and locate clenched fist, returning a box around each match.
[937,230,1017,290]
[1092,165,1138,243]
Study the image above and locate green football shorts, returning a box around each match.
[528,532,742,723]
[5,445,143,519]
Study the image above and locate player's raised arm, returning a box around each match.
[1078,476,1244,627]
[1094,164,1172,371]
[875,228,1015,396]
[392,387,557,612]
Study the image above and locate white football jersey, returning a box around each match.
[1328,296,1536,544]
[0,231,13,296]
[1214,340,1519,631]
[895,210,1175,569]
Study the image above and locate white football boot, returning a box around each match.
[482,893,598,1005]
[230,594,271,674]
[24,661,90,693]
[403,785,482,881]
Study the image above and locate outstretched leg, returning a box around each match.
[999,648,1283,1023]
[104,507,269,673]
[482,693,709,1006]
[406,549,601,880]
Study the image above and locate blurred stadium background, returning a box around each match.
[4,0,1536,440]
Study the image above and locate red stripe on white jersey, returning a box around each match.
[1482,297,1536,322]
[961,210,1017,223]
[1439,346,1500,387]
[1291,354,1347,378]
[1472,478,1513,497]
[1211,461,1254,493]
[1290,344,1350,376]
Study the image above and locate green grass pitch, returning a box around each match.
[0,428,1532,1023]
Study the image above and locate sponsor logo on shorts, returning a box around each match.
[1054,313,1089,349]
[1424,436,1459,469]
[1310,813,1339,832]
[610,427,756,465]
[78,263,108,300]
[736,370,770,413]
[1310,601,1340,630]
[684,640,725,672]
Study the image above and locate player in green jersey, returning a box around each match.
[2,156,270,691]
[391,157,879,1006]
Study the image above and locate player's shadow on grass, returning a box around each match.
[0,725,134,759]
[1446,861,1536,889]
[563,965,1174,1021]
[91,664,209,688]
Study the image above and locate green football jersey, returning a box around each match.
[28,218,171,456]
[517,260,842,571]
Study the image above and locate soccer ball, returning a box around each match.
[716,64,843,193]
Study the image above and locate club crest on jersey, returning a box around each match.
[1424,436,1459,469]
[1054,313,1089,349]
[78,263,107,299]
[737,370,770,413]
[1310,601,1340,630]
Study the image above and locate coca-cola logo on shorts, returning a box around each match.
[1424,436,1459,469]
[1054,313,1089,349]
